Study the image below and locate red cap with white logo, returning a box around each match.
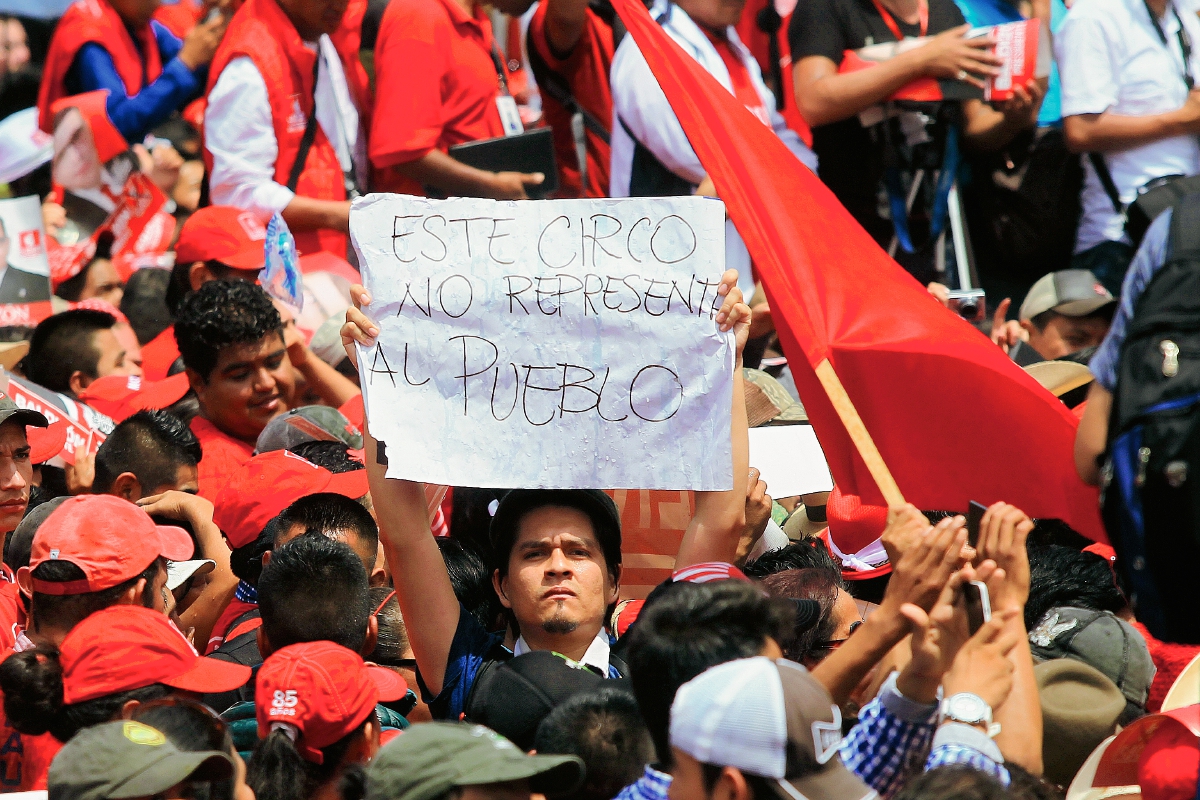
[256,641,408,763]
[175,206,268,270]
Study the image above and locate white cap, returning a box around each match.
[0,108,53,184]
[166,559,216,591]
[670,658,876,800]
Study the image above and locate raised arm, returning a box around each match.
[675,269,751,567]
[342,287,462,695]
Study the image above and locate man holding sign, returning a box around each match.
[342,194,751,719]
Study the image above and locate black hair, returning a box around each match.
[54,233,114,303]
[491,493,621,584]
[274,493,378,573]
[230,522,276,586]
[25,309,117,394]
[133,700,237,800]
[289,441,364,475]
[258,533,370,653]
[1029,305,1114,333]
[626,580,795,765]
[743,539,838,578]
[1025,545,1127,631]
[166,254,258,317]
[248,711,377,800]
[1005,763,1065,800]
[892,766,1009,800]
[121,266,174,345]
[0,643,170,742]
[368,587,409,667]
[533,687,655,800]
[437,537,503,633]
[759,568,842,665]
[174,280,282,381]
[94,410,201,494]
[28,558,161,634]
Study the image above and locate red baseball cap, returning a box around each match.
[49,90,127,164]
[19,495,193,595]
[78,372,191,423]
[175,206,268,269]
[256,641,407,763]
[671,562,752,584]
[28,418,69,464]
[59,605,251,704]
[213,450,369,548]
[821,487,891,581]
[1093,705,1200,798]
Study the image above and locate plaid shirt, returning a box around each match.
[615,766,671,800]
[841,674,1011,796]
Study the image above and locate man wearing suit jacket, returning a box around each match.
[0,216,51,304]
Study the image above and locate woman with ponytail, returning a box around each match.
[0,604,251,786]
[249,641,408,800]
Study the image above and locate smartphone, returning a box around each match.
[966,501,988,548]
[962,580,992,634]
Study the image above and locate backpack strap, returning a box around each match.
[525,32,612,144]
[1167,191,1200,263]
[1088,152,1124,214]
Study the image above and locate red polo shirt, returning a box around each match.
[190,416,255,504]
[526,5,614,198]
[371,0,508,195]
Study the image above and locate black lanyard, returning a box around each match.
[1145,0,1194,90]
[489,45,513,97]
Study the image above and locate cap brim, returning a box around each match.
[110,751,234,799]
[0,407,49,430]
[137,373,191,411]
[166,559,216,591]
[215,243,266,271]
[841,564,891,581]
[28,419,68,464]
[1056,297,1116,317]
[457,752,585,798]
[1162,651,1200,712]
[327,469,369,499]
[163,656,252,694]
[779,761,876,800]
[156,525,195,562]
[365,664,408,702]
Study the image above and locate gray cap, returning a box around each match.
[1019,270,1115,321]
[366,722,584,800]
[1029,607,1155,709]
[48,720,232,800]
[254,405,364,454]
[0,393,48,430]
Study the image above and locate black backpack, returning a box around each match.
[1101,192,1200,644]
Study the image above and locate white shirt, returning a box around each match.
[609,0,816,285]
[609,0,816,196]
[1056,0,1200,252]
[512,627,611,674]
[205,36,365,221]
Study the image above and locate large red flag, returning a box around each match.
[610,0,1104,541]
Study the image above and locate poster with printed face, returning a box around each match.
[0,195,53,328]
[351,194,735,490]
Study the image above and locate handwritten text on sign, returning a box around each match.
[350,195,734,490]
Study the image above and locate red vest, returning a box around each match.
[38,0,162,134]
[206,0,368,257]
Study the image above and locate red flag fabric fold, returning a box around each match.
[610,0,1104,540]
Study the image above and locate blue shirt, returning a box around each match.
[1090,209,1175,391]
[65,20,204,143]
[415,603,510,721]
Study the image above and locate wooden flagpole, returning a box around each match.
[814,358,905,507]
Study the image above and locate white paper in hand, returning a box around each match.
[350,194,734,490]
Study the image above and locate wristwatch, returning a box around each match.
[938,693,1002,738]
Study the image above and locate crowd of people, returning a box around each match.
[0,0,1197,795]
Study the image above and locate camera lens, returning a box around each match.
[959,302,978,318]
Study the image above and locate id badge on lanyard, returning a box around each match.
[490,45,524,137]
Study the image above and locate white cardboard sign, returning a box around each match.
[351,194,734,490]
